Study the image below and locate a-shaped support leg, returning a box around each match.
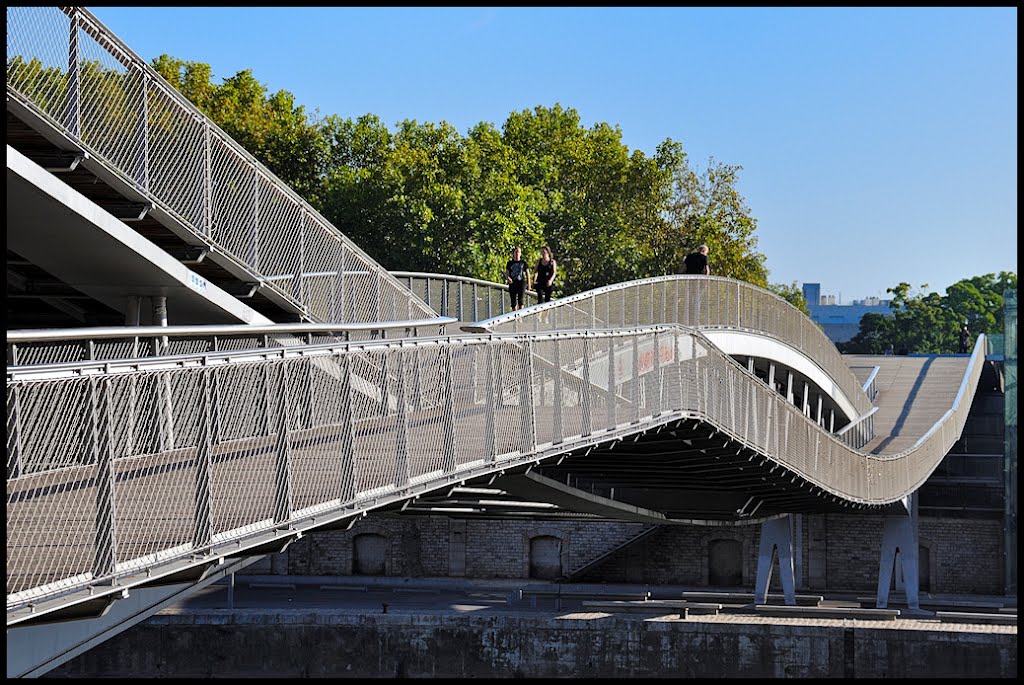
[754,514,796,605]
[876,495,920,610]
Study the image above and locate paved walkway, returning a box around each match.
[157,575,1016,635]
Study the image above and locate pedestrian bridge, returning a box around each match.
[5,5,987,676]
[6,275,986,631]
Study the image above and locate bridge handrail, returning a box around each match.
[6,318,455,366]
[6,326,984,622]
[390,271,538,322]
[470,275,873,416]
[6,6,435,324]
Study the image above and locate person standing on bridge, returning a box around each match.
[959,324,971,354]
[505,246,530,311]
[534,246,558,304]
[682,245,711,275]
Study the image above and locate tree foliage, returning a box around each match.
[48,54,775,297]
[151,55,328,204]
[840,272,1017,354]
[767,281,810,317]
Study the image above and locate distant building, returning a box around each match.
[802,282,892,343]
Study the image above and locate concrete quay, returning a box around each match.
[47,576,1016,679]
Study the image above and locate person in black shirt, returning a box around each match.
[959,325,970,354]
[505,247,529,311]
[682,245,710,275]
[534,246,557,303]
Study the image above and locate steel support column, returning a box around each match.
[875,494,920,610]
[754,515,795,605]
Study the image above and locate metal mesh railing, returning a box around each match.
[6,325,986,619]
[6,319,455,367]
[474,275,875,418]
[6,6,435,324]
[390,272,538,322]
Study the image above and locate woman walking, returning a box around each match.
[534,246,558,303]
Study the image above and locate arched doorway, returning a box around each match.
[529,536,563,579]
[708,539,743,587]
[352,533,387,576]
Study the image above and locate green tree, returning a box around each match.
[666,157,768,287]
[840,272,1017,354]
[151,55,328,205]
[767,281,810,316]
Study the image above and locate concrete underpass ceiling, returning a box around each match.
[7,146,272,326]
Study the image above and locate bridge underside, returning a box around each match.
[399,416,902,523]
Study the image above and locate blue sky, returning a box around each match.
[90,6,1017,302]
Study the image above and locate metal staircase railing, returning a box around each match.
[6,6,435,324]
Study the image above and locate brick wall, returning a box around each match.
[282,512,1005,595]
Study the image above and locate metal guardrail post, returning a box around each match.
[457,282,464,322]
[7,383,23,480]
[607,335,617,429]
[392,348,409,487]
[632,333,641,424]
[193,367,213,549]
[134,65,149,189]
[519,340,536,454]
[440,282,448,319]
[485,343,497,462]
[252,174,261,271]
[440,346,457,472]
[653,330,664,415]
[581,337,592,437]
[552,337,563,444]
[66,9,80,137]
[273,362,292,525]
[202,122,212,236]
[303,354,315,430]
[90,376,117,578]
[336,352,356,502]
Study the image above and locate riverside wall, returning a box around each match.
[47,610,1016,679]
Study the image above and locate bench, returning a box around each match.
[519,587,651,609]
[856,596,1006,611]
[677,591,823,607]
[582,600,722,616]
[935,611,1017,626]
[754,605,899,620]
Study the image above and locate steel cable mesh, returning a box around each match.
[209,138,260,267]
[12,341,88,366]
[147,82,205,227]
[302,230,342,322]
[77,26,140,176]
[210,363,278,538]
[6,7,72,127]
[348,349,393,493]
[259,179,304,301]
[449,345,488,465]
[400,346,450,481]
[110,370,198,569]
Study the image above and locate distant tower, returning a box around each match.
[802,283,821,308]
